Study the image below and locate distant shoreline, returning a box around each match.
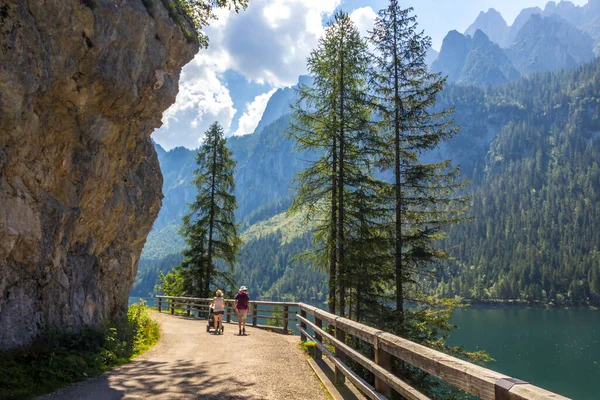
[459,298,599,310]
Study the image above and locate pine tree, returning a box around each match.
[369,1,467,326]
[288,11,375,317]
[177,122,241,297]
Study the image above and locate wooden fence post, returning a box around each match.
[283,305,289,332]
[186,302,191,317]
[170,299,174,314]
[314,316,323,360]
[158,297,162,313]
[375,335,394,399]
[334,325,346,385]
[300,309,307,342]
[226,302,231,323]
[252,303,258,327]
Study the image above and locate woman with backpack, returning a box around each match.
[234,286,250,336]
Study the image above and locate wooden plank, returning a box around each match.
[252,300,298,306]
[314,316,323,360]
[300,309,307,342]
[374,340,393,399]
[297,315,429,400]
[378,332,508,400]
[252,303,258,327]
[283,305,289,332]
[335,316,381,345]
[508,384,571,400]
[334,326,346,385]
[251,315,297,321]
[297,325,387,400]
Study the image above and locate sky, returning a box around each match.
[152,0,588,151]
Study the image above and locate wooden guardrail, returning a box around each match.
[154,296,568,400]
[296,303,570,400]
[155,295,297,332]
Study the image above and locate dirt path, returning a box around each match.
[40,312,328,400]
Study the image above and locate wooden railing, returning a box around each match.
[155,296,297,332]
[154,297,569,399]
[296,303,570,400]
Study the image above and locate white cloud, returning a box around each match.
[152,54,236,151]
[212,0,341,86]
[152,0,343,149]
[233,89,277,136]
[350,6,377,39]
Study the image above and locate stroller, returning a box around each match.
[206,306,224,333]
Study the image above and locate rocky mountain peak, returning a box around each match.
[465,8,508,46]
[509,13,595,74]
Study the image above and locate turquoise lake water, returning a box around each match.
[448,306,600,399]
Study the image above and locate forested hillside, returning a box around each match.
[136,3,600,306]
[136,59,600,304]
[437,61,600,305]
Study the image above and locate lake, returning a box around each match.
[448,305,600,399]
[130,297,599,399]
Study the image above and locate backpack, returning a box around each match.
[236,291,249,309]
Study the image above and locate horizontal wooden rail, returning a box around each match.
[155,296,296,332]
[297,314,429,400]
[297,324,386,400]
[297,303,570,400]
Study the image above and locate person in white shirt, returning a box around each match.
[211,289,225,335]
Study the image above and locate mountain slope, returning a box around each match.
[432,30,520,86]
[465,8,509,46]
[508,14,595,75]
[438,60,600,305]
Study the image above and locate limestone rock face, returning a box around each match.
[0,0,198,349]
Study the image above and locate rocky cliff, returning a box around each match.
[0,0,198,349]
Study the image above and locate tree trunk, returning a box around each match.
[393,6,404,325]
[329,135,337,315]
[337,32,346,318]
[206,137,218,297]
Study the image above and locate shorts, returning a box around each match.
[237,308,248,319]
[214,311,224,315]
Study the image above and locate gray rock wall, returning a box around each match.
[0,0,198,349]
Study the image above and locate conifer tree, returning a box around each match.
[289,11,376,317]
[176,122,241,297]
[369,1,468,326]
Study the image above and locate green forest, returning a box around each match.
[435,62,600,305]
[133,6,600,311]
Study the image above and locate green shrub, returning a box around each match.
[0,301,159,400]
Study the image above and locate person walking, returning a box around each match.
[211,289,225,334]
[234,286,250,336]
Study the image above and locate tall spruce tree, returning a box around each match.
[288,11,379,317]
[176,122,241,297]
[369,1,468,327]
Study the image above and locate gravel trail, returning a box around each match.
[40,312,328,400]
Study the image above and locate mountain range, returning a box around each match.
[432,1,599,86]
[133,1,600,306]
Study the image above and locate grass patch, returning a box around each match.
[0,301,159,400]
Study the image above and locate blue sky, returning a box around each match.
[152,0,588,150]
